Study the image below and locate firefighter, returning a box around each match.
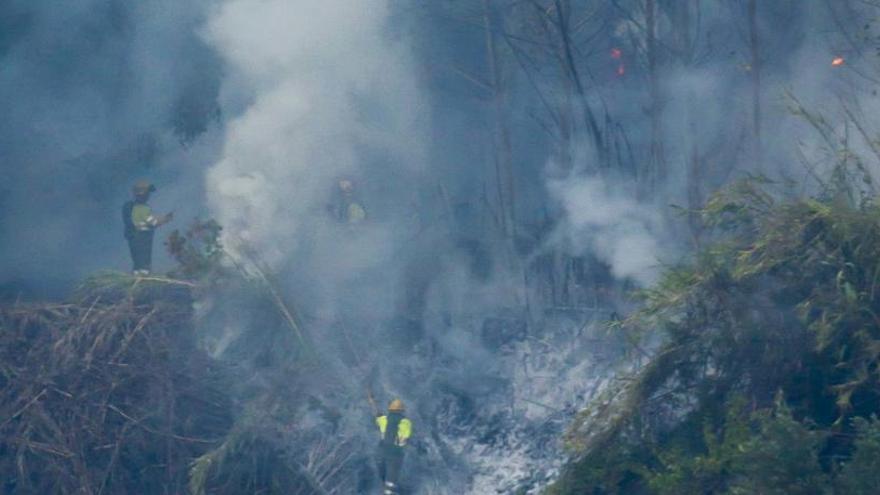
[332,178,367,225]
[376,399,412,494]
[122,180,172,276]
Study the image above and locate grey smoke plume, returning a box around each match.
[5,1,880,493]
[548,175,667,287]
[203,0,427,280]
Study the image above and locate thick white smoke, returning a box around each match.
[203,0,426,269]
[549,176,668,287]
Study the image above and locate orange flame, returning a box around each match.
[832,57,845,67]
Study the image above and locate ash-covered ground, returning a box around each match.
[197,285,625,494]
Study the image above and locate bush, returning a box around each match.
[548,180,880,494]
[836,416,880,494]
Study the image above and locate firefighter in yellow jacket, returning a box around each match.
[122,180,172,276]
[332,178,367,225]
[376,399,412,494]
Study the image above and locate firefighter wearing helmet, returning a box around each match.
[121,180,173,276]
[332,178,367,225]
[375,399,412,494]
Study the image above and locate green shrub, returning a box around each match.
[547,179,880,494]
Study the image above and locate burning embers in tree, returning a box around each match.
[611,47,625,77]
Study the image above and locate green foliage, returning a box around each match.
[548,179,880,494]
[648,397,755,495]
[165,218,225,281]
[649,399,830,495]
[725,402,830,495]
[837,416,880,494]
[546,443,651,495]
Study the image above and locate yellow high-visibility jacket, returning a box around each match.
[131,204,159,231]
[347,202,367,224]
[376,415,412,447]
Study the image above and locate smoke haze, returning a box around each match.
[0,0,222,296]
[4,0,880,493]
[549,175,667,287]
[203,0,426,266]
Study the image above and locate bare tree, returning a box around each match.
[483,0,517,239]
[645,0,666,194]
[748,0,763,167]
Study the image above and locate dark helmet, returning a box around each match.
[132,180,156,194]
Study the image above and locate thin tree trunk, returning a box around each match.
[681,0,692,59]
[484,0,527,310]
[552,0,605,171]
[687,139,703,248]
[646,0,665,195]
[165,341,176,492]
[483,0,516,239]
[748,0,763,167]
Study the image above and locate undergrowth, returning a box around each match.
[548,179,880,494]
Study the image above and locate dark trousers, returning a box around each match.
[127,230,154,271]
[378,446,404,487]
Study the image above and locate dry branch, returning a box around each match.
[0,285,233,494]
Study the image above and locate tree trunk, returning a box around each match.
[645,0,665,196]
[748,0,763,167]
[483,0,516,239]
[553,0,605,171]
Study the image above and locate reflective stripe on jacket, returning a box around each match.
[376,415,412,447]
[131,204,159,231]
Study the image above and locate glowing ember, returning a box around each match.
[610,48,625,77]
[832,57,845,67]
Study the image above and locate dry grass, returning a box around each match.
[0,285,233,494]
